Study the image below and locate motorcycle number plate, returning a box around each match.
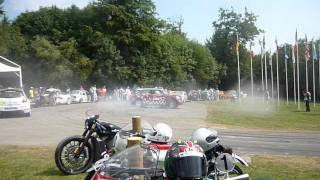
[215,153,235,173]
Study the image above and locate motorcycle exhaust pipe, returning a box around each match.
[225,174,249,180]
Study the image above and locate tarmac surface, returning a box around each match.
[0,101,319,157]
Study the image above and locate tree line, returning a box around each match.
[1,0,318,100]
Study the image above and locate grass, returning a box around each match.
[206,98,320,131]
[0,146,85,180]
[0,146,319,180]
[243,155,320,180]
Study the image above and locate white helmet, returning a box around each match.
[190,128,219,152]
[148,123,172,143]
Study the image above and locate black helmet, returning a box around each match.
[165,140,207,179]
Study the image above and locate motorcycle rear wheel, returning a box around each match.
[55,135,94,175]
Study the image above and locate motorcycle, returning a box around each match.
[190,128,249,180]
[54,113,121,175]
[205,144,249,180]
[85,121,172,179]
[86,143,167,180]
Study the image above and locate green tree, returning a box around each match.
[207,8,262,90]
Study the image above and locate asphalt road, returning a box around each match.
[0,101,319,157]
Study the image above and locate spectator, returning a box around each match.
[29,87,34,99]
[303,90,311,112]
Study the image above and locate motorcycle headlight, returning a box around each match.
[85,120,89,129]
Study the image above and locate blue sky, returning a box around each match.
[2,0,320,52]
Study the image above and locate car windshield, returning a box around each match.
[0,90,23,98]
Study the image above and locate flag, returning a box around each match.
[269,50,272,65]
[263,35,266,50]
[312,42,317,61]
[295,29,298,46]
[319,44,320,61]
[236,33,239,53]
[292,45,296,63]
[305,35,310,61]
[284,45,289,62]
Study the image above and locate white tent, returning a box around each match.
[0,56,22,88]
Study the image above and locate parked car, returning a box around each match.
[225,90,238,102]
[0,88,31,117]
[55,91,72,105]
[188,90,200,101]
[169,91,188,102]
[71,90,91,103]
[131,88,182,108]
[40,88,71,105]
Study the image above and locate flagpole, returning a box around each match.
[312,42,316,107]
[276,51,279,105]
[270,50,274,99]
[250,43,253,97]
[296,30,300,110]
[312,50,315,107]
[285,45,289,105]
[292,46,296,104]
[236,33,241,104]
[275,37,280,106]
[264,47,268,92]
[260,40,265,96]
[305,35,309,92]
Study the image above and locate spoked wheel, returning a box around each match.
[55,135,94,175]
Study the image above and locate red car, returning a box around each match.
[130,88,182,108]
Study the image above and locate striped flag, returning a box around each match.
[292,45,296,63]
[305,35,310,61]
[269,50,272,65]
[312,42,317,61]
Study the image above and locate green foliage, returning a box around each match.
[0,1,223,89]
[207,8,261,90]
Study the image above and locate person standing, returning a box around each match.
[303,91,311,112]
[29,87,34,99]
[102,86,107,101]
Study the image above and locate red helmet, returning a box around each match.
[165,140,207,179]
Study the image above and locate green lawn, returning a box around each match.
[0,146,85,180]
[0,146,319,180]
[243,155,320,180]
[206,99,320,131]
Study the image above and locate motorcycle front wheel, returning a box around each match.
[55,135,94,175]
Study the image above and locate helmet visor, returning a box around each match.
[172,156,207,178]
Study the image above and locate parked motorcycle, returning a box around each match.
[85,121,172,179]
[191,128,249,180]
[86,143,165,180]
[54,113,121,175]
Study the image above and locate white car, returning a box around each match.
[45,88,71,105]
[71,90,91,103]
[0,88,31,117]
[169,91,188,103]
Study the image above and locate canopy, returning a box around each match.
[0,61,20,72]
[0,56,22,88]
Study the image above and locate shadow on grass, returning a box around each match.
[35,167,64,177]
